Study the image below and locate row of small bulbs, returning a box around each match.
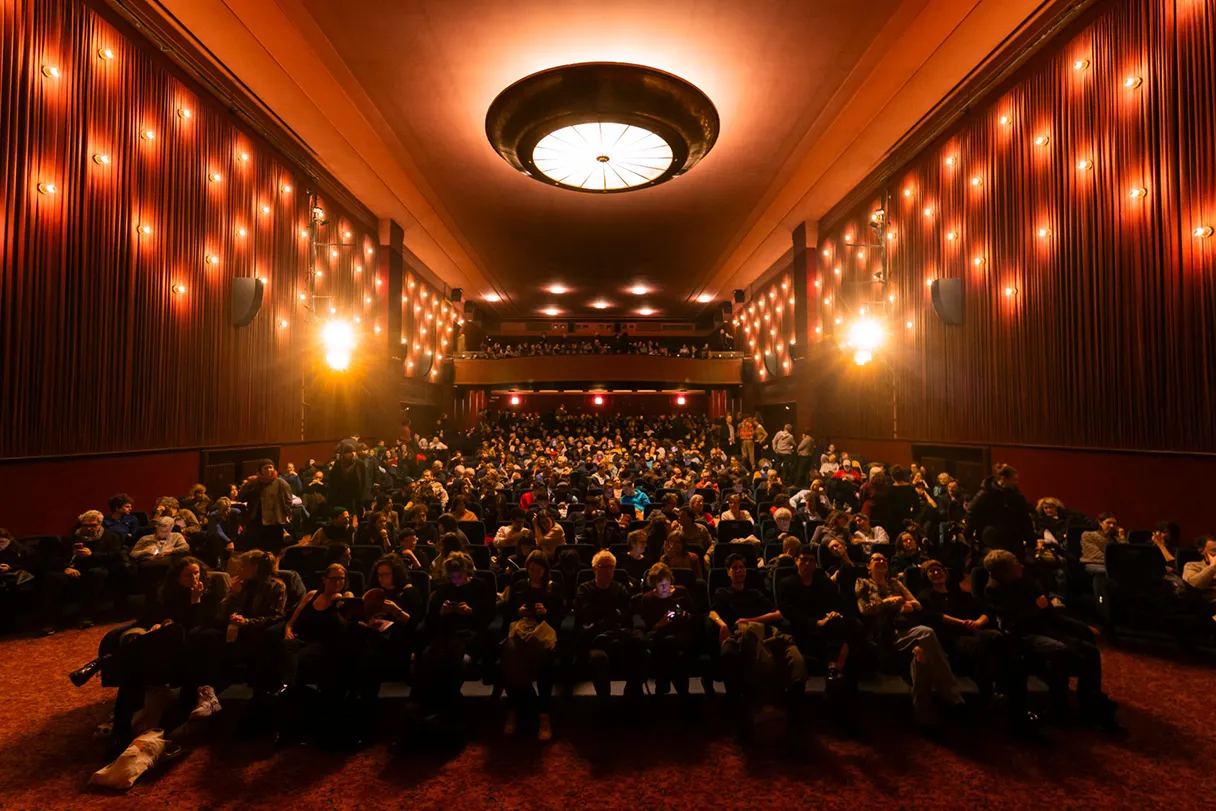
[730,278,796,378]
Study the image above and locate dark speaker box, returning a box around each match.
[733,289,745,304]
[931,278,964,326]
[231,277,264,327]
[450,288,463,302]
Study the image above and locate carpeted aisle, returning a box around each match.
[1,624,1213,810]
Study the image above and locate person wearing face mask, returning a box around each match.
[641,563,700,698]
[855,552,964,730]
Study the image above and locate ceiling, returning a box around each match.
[151,0,1052,320]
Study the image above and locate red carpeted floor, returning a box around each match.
[1,623,1213,810]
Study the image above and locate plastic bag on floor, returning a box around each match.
[89,729,180,790]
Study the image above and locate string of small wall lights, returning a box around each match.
[33,37,462,380]
[735,48,1213,379]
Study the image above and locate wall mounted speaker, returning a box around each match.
[732,289,745,304]
[230,278,264,327]
[930,278,964,326]
[450,288,463,302]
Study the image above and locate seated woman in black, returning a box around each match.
[282,563,374,743]
[640,563,700,697]
[416,552,496,726]
[109,557,227,752]
[916,559,1035,734]
[501,529,538,573]
[363,555,425,678]
[618,529,652,584]
[501,550,564,741]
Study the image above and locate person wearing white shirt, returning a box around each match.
[850,513,889,547]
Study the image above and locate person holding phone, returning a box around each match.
[641,563,699,698]
[39,510,122,635]
[501,550,564,740]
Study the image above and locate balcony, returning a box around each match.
[450,352,744,387]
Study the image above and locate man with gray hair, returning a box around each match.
[39,510,122,635]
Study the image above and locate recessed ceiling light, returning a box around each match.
[629,285,648,296]
[591,300,610,310]
[483,293,501,302]
[542,307,560,316]
[637,308,655,316]
[548,284,568,295]
[696,293,714,303]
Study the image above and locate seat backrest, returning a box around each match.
[1127,529,1153,546]
[608,543,631,562]
[1065,527,1085,558]
[763,542,784,562]
[278,569,306,613]
[405,569,431,608]
[350,544,385,576]
[1176,548,1203,571]
[1105,543,1167,589]
[717,520,755,543]
[569,544,596,566]
[132,511,150,527]
[712,542,760,569]
[970,566,990,600]
[558,520,576,541]
[281,545,329,576]
[467,545,491,570]
[457,520,486,545]
[901,565,924,595]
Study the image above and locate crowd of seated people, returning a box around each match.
[8,410,1216,763]
[476,333,732,359]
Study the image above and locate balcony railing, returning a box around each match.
[450,352,744,386]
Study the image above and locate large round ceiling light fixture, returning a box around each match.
[486,63,719,194]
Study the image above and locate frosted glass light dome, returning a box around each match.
[532,122,674,191]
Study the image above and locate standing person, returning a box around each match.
[966,465,1033,558]
[328,445,368,518]
[738,417,756,470]
[795,431,814,489]
[752,416,769,458]
[771,424,796,484]
[238,460,295,555]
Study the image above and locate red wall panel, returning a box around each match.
[0,451,198,538]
